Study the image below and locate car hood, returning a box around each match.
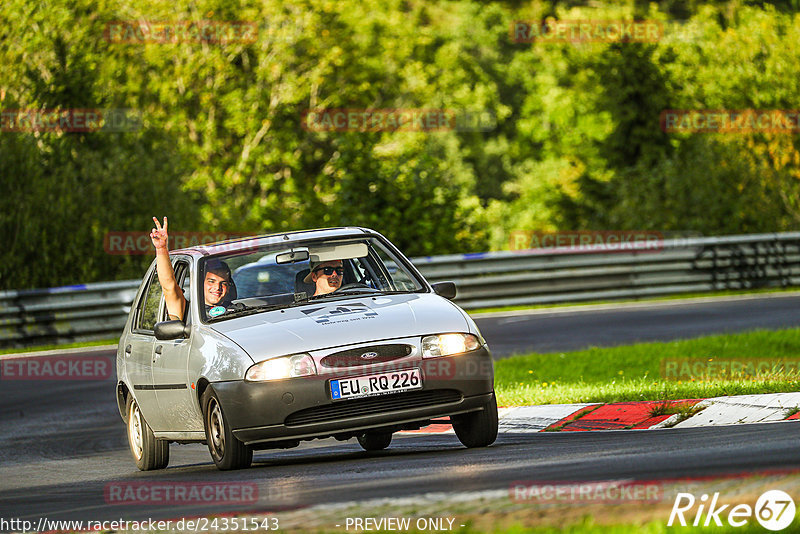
[209,293,469,362]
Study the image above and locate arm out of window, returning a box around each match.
[155,247,187,321]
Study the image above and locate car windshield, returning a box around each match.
[198,235,424,322]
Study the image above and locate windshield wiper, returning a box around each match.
[336,288,381,295]
[308,288,383,300]
[209,302,293,321]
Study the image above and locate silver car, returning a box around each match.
[116,227,497,470]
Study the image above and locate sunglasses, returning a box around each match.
[314,266,344,276]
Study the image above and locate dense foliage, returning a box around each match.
[2,0,799,289]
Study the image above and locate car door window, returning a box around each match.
[181,268,190,297]
[174,260,191,324]
[138,271,163,331]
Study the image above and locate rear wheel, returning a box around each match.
[357,431,393,451]
[126,396,169,470]
[453,393,498,448]
[202,388,253,470]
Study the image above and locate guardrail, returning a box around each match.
[412,232,800,309]
[0,281,140,349]
[2,232,799,348]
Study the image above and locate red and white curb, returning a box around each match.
[653,392,800,428]
[401,393,800,434]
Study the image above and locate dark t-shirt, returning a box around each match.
[203,298,234,318]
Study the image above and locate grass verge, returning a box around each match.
[0,338,118,355]
[448,519,798,533]
[494,328,800,406]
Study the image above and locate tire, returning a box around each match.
[452,393,499,448]
[202,388,253,470]
[126,396,169,471]
[357,431,392,451]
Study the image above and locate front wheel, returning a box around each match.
[202,388,253,470]
[357,431,392,451]
[452,393,498,448]
[126,396,169,471]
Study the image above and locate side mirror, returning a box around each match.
[154,320,191,340]
[431,281,457,300]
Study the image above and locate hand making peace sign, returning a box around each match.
[150,216,169,251]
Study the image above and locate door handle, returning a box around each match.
[125,344,132,354]
[154,345,162,355]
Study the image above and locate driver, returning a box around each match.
[303,259,343,296]
[150,216,235,321]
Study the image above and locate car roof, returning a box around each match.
[170,226,378,257]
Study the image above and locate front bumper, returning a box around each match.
[212,346,494,447]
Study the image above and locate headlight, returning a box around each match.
[245,353,317,381]
[421,333,481,358]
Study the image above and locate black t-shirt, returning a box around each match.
[204,298,234,318]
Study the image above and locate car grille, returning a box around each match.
[284,389,463,426]
[320,344,413,368]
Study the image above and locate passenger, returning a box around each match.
[149,216,234,321]
[303,259,343,296]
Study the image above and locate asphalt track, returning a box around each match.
[1,294,799,525]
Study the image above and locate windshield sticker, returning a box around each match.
[208,306,226,317]
[301,303,378,325]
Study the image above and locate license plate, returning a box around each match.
[330,368,422,401]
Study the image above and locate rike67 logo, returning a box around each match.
[669,490,796,531]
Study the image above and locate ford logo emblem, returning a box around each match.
[360,351,379,360]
